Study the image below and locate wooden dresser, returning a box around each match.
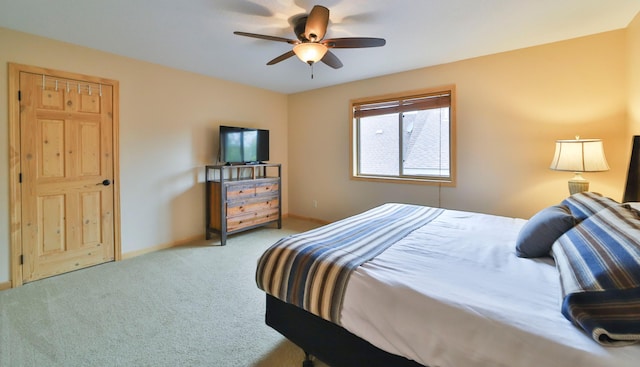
[205,164,281,245]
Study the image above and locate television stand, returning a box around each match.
[205,163,281,245]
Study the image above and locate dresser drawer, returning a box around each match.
[256,182,279,196]
[227,197,279,217]
[227,208,280,232]
[226,183,256,199]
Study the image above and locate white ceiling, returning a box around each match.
[1,0,639,94]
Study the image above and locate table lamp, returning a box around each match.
[550,136,609,195]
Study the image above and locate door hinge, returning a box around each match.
[18,90,21,101]
[19,255,23,265]
[19,173,22,183]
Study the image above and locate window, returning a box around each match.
[351,86,455,185]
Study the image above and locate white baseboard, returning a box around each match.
[287,213,329,225]
[1,233,225,291]
[121,235,204,260]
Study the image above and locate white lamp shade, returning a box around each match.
[550,139,610,172]
[293,43,328,63]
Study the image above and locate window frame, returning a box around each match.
[350,85,456,186]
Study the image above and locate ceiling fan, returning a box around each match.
[233,5,386,75]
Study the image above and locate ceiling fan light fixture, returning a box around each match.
[293,42,328,64]
[234,5,385,71]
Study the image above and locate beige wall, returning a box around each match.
[0,27,289,284]
[1,22,637,286]
[288,30,629,222]
[629,12,640,135]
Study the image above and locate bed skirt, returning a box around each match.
[265,294,425,367]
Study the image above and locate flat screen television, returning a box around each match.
[219,125,270,164]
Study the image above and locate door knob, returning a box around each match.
[98,179,111,186]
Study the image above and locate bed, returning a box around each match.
[256,193,640,367]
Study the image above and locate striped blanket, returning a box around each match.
[561,191,620,221]
[256,203,443,324]
[552,204,640,346]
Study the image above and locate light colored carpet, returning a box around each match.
[0,218,330,367]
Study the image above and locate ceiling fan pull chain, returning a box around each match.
[311,62,314,79]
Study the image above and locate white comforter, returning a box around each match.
[340,209,640,367]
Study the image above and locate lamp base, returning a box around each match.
[568,172,589,195]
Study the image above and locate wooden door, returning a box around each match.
[18,70,117,283]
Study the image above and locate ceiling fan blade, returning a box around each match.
[321,50,343,69]
[304,5,329,41]
[233,31,298,44]
[323,37,386,48]
[267,50,296,65]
